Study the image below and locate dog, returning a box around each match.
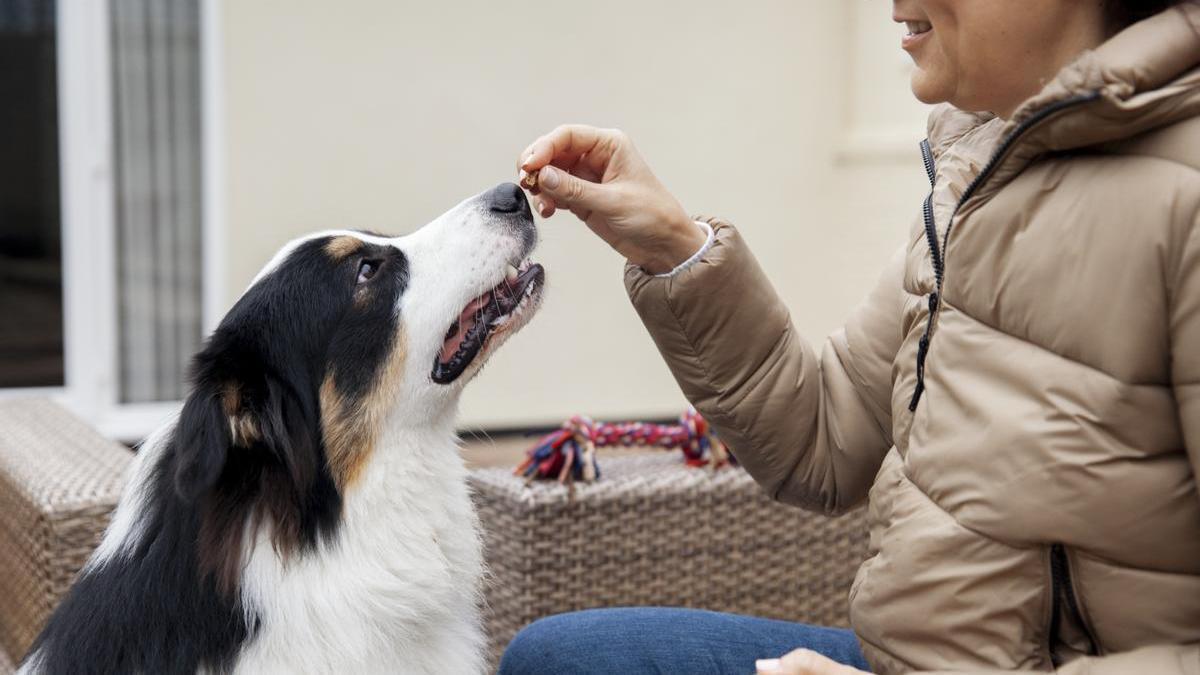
[20,183,544,674]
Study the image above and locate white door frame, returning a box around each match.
[200,0,226,338]
[0,0,225,444]
[56,0,120,431]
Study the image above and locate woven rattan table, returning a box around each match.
[471,453,869,666]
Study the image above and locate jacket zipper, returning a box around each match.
[908,140,942,411]
[919,138,943,285]
[1048,543,1100,666]
[907,92,1103,411]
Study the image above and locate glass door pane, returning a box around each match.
[0,1,63,388]
[111,0,203,403]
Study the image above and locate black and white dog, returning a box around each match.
[21,184,544,674]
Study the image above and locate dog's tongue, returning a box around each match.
[440,292,493,363]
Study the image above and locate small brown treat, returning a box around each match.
[519,169,539,191]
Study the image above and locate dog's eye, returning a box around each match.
[357,259,381,284]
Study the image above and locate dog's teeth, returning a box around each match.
[506,263,519,281]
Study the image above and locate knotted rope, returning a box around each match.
[515,408,734,485]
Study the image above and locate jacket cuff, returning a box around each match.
[623,217,793,400]
[651,221,715,278]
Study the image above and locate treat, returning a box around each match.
[519,169,539,191]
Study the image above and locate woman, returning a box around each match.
[502,1,1200,674]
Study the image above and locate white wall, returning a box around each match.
[217,0,930,429]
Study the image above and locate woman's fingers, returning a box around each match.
[757,649,867,675]
[517,125,625,219]
[534,195,556,218]
[514,124,693,272]
[535,165,612,216]
[756,658,783,673]
[570,162,603,185]
[519,124,615,174]
[522,152,590,196]
[531,160,604,218]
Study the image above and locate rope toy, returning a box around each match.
[515,408,734,485]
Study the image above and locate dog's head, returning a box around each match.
[171,183,542,583]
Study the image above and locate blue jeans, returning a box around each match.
[498,607,871,674]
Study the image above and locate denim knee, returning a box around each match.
[497,613,575,675]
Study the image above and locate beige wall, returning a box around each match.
[218,0,930,429]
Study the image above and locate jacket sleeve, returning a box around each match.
[624,218,904,515]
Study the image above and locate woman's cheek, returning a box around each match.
[909,40,957,105]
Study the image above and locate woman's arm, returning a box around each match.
[625,220,903,515]
[518,124,902,514]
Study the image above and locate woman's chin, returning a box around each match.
[909,69,953,106]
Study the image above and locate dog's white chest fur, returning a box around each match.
[233,425,485,674]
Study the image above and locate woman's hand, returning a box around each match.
[518,124,706,274]
[756,649,870,675]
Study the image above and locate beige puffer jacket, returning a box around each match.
[625,5,1200,674]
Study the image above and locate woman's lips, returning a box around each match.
[901,20,932,50]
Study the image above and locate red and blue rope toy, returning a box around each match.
[516,408,735,484]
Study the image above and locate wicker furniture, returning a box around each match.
[0,399,132,670]
[471,453,869,665]
[0,400,870,672]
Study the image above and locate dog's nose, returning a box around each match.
[484,182,528,215]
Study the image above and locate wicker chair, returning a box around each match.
[0,399,132,672]
[0,399,869,672]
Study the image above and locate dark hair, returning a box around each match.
[1106,0,1184,32]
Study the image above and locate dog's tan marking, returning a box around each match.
[325,235,364,261]
[221,382,260,446]
[320,327,408,490]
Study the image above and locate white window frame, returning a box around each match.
[0,0,225,444]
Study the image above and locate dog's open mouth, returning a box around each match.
[431,260,545,384]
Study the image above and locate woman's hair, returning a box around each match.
[1105,0,1184,32]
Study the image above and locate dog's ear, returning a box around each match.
[174,384,236,502]
[174,373,321,503]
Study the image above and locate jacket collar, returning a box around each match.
[927,2,1200,198]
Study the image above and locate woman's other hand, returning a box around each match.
[756,649,870,675]
[518,124,706,274]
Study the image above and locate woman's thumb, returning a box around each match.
[537,166,607,212]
